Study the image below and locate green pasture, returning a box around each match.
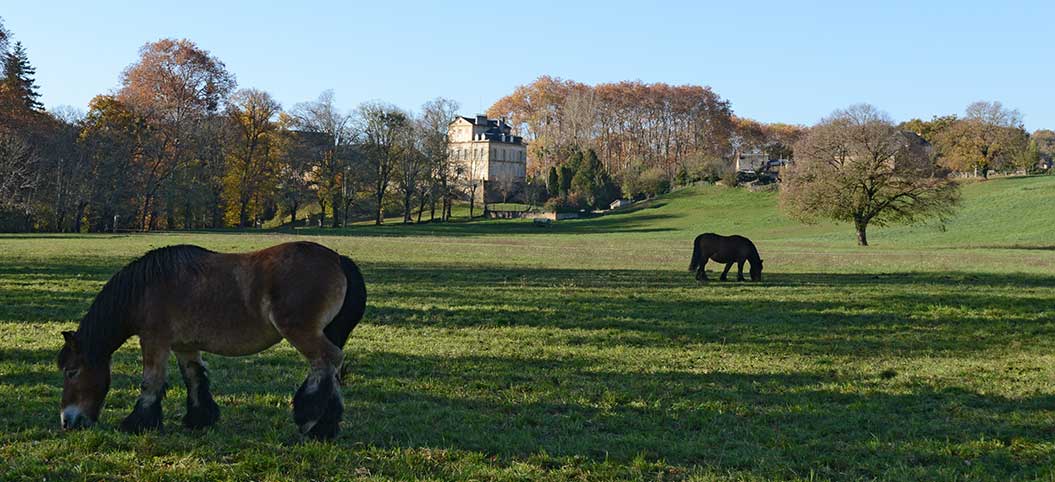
[1,176,1053,481]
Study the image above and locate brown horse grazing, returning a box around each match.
[689,233,764,282]
[57,241,366,440]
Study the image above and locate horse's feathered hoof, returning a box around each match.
[119,398,164,434]
[303,395,342,440]
[293,370,343,440]
[183,397,220,430]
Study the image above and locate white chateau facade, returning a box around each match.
[448,115,527,203]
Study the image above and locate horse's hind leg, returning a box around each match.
[119,341,170,433]
[282,331,344,440]
[175,351,220,429]
[720,262,734,281]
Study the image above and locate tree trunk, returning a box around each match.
[855,219,869,246]
[140,193,154,231]
[73,202,87,233]
[317,197,327,227]
[417,192,427,224]
[375,190,385,225]
[289,202,298,231]
[331,192,342,228]
[403,190,413,224]
[430,191,437,222]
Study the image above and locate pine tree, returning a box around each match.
[2,42,43,111]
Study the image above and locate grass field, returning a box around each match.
[1,176,1054,481]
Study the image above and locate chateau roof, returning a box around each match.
[452,114,524,145]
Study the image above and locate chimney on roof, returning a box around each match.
[476,114,488,124]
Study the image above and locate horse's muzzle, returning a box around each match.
[60,406,93,430]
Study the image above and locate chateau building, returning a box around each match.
[448,115,527,203]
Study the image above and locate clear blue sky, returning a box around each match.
[5,1,1053,130]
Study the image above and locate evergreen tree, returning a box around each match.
[2,42,43,111]
[571,148,616,208]
[558,165,573,196]
[546,165,559,197]
[565,149,584,174]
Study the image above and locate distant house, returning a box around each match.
[609,199,632,210]
[448,115,528,203]
[735,148,790,174]
[734,148,767,172]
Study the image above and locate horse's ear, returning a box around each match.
[61,331,78,348]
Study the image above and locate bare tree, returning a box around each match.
[0,132,38,212]
[418,97,460,221]
[290,90,354,227]
[461,144,488,218]
[358,102,410,225]
[494,172,518,204]
[781,104,960,246]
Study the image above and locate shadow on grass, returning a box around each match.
[281,212,681,238]
[5,258,1053,358]
[3,345,1053,480]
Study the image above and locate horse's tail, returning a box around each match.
[327,255,366,384]
[325,255,367,351]
[689,236,701,272]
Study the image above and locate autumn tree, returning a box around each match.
[488,77,734,181]
[1032,129,1055,164]
[934,101,1028,179]
[222,88,281,226]
[78,95,143,231]
[117,38,235,229]
[781,104,960,246]
[1016,138,1041,172]
[898,115,957,144]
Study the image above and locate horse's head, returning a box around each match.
[57,331,111,430]
[750,259,764,281]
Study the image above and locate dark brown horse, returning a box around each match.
[57,241,366,439]
[689,233,764,282]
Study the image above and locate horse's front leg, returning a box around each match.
[695,259,709,282]
[736,260,746,281]
[720,262,734,281]
[119,341,170,433]
[175,351,220,429]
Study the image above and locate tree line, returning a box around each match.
[0,21,464,232]
[2,19,1052,235]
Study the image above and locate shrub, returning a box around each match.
[722,170,740,186]
[694,157,733,183]
[543,194,587,213]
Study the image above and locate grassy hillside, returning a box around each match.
[1,175,1053,481]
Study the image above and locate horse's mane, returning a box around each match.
[77,244,213,365]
